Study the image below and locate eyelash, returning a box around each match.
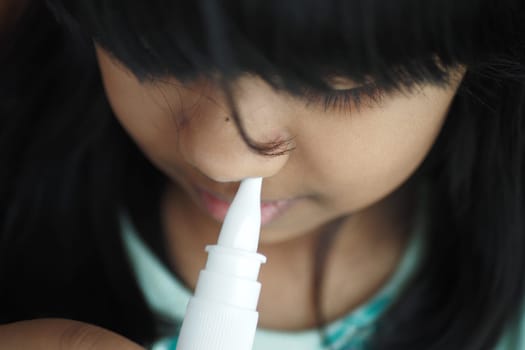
[300,84,387,112]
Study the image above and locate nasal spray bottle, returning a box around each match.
[176,177,266,350]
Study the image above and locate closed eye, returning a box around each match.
[299,83,387,113]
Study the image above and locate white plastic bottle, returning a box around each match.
[176,177,266,350]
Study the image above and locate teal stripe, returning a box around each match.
[324,296,390,347]
[167,337,178,350]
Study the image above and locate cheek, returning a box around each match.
[299,86,453,209]
[96,48,207,175]
[97,50,177,151]
[103,81,182,173]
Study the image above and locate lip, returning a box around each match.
[196,186,296,225]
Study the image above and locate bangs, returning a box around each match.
[51,0,518,92]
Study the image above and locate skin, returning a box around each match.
[0,319,144,349]
[95,45,464,330]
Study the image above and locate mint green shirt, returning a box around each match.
[120,210,525,349]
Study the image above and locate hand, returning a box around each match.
[0,318,145,349]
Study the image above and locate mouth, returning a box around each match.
[196,186,296,226]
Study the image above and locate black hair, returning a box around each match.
[0,0,524,349]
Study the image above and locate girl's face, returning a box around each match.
[95,46,463,244]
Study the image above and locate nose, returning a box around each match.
[176,80,292,182]
[178,117,290,182]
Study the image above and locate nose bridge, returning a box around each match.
[178,81,291,182]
